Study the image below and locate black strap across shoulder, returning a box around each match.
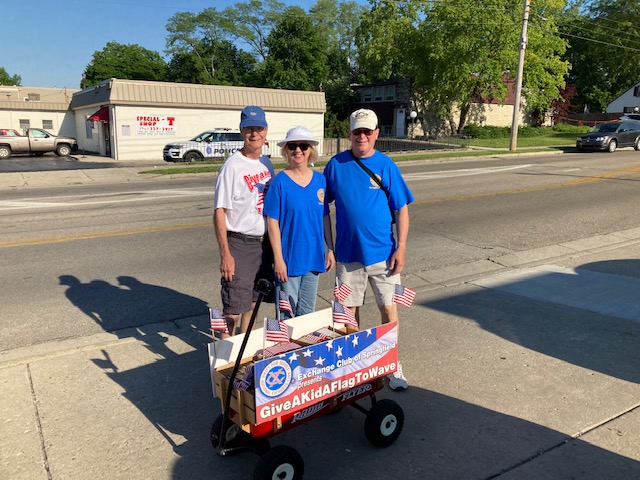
[349,150,396,224]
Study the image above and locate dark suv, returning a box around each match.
[576,121,640,153]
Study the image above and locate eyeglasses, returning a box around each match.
[286,142,310,151]
[352,129,375,137]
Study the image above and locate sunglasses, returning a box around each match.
[352,129,375,137]
[286,142,310,151]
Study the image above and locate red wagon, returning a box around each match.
[208,283,404,480]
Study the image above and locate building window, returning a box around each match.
[374,86,384,102]
[385,85,396,101]
[362,88,372,102]
[42,120,53,130]
[634,85,640,97]
[383,125,393,136]
[19,119,30,131]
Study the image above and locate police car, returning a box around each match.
[162,128,270,162]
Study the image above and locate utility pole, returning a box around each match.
[509,0,531,151]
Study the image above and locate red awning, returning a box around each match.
[88,106,109,122]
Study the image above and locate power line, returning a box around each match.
[542,28,640,53]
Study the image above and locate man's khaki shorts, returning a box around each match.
[336,260,400,307]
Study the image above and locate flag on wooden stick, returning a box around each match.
[209,308,229,335]
[333,277,353,303]
[278,290,294,316]
[265,317,290,343]
[332,301,358,328]
[393,284,416,308]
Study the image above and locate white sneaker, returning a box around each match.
[387,363,408,391]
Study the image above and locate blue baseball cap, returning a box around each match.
[240,105,268,129]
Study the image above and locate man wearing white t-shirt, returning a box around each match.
[213,106,275,337]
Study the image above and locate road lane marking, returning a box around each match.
[403,164,533,180]
[414,164,640,205]
[0,189,213,211]
[0,221,211,249]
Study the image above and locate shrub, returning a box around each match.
[552,123,590,133]
[462,124,510,138]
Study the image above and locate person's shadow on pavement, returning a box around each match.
[59,274,209,332]
[59,274,215,459]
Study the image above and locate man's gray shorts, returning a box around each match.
[221,232,269,315]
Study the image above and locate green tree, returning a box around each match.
[563,0,640,112]
[83,41,167,87]
[165,40,256,85]
[258,6,329,91]
[219,0,286,61]
[0,67,21,86]
[310,0,364,124]
[357,0,569,133]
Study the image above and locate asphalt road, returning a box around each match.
[2,149,640,352]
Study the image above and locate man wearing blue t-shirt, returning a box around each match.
[324,108,414,390]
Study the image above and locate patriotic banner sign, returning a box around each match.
[253,322,398,424]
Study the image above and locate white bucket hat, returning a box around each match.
[277,126,319,147]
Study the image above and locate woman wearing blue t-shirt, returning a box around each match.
[264,126,335,319]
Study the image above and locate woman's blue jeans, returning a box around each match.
[276,272,320,319]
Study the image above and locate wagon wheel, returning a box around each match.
[253,445,304,480]
[363,399,404,448]
[210,414,245,449]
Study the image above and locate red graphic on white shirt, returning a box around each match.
[244,170,271,214]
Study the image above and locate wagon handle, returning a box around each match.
[218,278,273,450]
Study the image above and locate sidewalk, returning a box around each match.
[0,155,171,189]
[2,225,639,479]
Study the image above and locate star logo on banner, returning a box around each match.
[288,351,298,363]
[366,329,373,337]
[314,356,325,366]
[352,335,359,347]
[303,349,313,358]
[326,340,333,350]
[336,345,343,357]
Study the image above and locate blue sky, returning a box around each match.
[2,0,332,89]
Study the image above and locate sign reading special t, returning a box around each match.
[253,322,398,424]
[136,115,176,135]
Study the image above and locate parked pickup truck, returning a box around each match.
[0,128,78,159]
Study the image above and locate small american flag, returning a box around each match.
[393,284,416,308]
[332,301,358,328]
[278,290,294,316]
[263,342,300,358]
[334,278,353,303]
[265,317,290,343]
[209,308,229,335]
[300,330,333,343]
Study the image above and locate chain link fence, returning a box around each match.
[320,136,470,158]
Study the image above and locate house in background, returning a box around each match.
[350,76,539,138]
[0,86,79,136]
[350,78,414,137]
[607,83,640,114]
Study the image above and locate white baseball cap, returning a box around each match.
[350,109,378,131]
